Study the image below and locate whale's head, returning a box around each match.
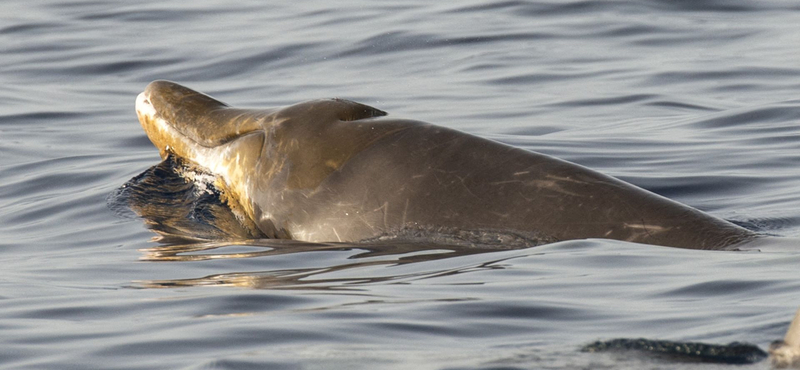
[135,80,269,163]
[135,80,396,239]
[135,80,272,223]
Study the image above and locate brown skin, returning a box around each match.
[137,80,757,249]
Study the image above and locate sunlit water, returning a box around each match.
[3,1,800,369]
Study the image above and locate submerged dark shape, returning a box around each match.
[584,308,800,367]
[110,155,263,242]
[134,80,760,250]
[581,338,768,364]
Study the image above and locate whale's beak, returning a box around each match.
[135,92,153,121]
[134,80,266,188]
[136,83,199,161]
[135,90,169,159]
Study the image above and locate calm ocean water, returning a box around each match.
[3,0,800,369]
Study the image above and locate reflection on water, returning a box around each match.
[113,156,508,290]
[137,240,505,290]
[111,154,800,367]
[8,0,800,367]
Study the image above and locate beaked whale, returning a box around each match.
[135,80,759,250]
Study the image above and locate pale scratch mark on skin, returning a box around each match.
[401,198,410,226]
[360,185,371,209]
[494,173,587,196]
[373,201,389,230]
[431,170,446,186]
[383,201,389,229]
[525,179,583,197]
[545,174,585,184]
[357,212,378,235]
[489,180,524,185]
[332,227,342,242]
[453,173,480,200]
[434,168,480,200]
[640,218,655,239]
[622,222,667,241]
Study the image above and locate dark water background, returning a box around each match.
[3,1,800,369]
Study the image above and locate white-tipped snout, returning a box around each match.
[135,92,156,120]
[136,90,174,159]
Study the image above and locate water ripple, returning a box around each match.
[3,0,800,369]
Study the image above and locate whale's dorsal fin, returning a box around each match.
[278,98,387,124]
[330,99,387,121]
[330,98,388,121]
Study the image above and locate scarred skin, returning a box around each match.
[135,80,757,249]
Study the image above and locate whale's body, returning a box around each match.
[135,80,756,249]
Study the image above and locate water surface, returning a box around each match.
[3,1,800,369]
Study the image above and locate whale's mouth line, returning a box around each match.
[137,91,262,155]
[161,116,259,150]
